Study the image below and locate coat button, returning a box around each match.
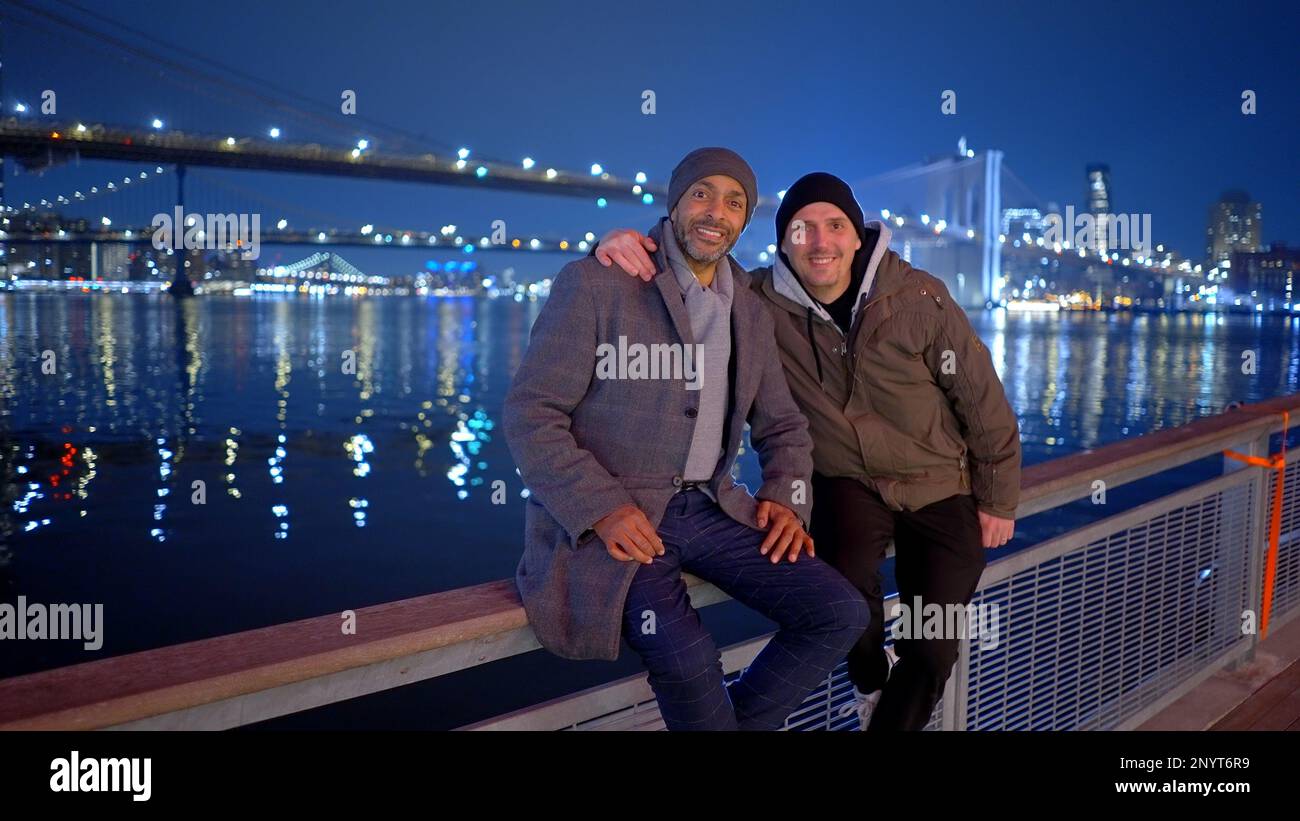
[685,407,698,418]
[672,476,683,487]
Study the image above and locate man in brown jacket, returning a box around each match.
[595,171,1022,730]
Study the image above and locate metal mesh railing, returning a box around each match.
[963,472,1256,730]
[768,477,1263,731]
[774,433,1297,732]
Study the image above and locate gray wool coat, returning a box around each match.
[502,219,815,660]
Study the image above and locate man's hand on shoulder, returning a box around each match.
[594,229,659,282]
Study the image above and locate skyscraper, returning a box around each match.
[1086,164,1112,254]
[1206,190,1261,265]
[1086,164,1111,215]
[1229,243,1297,311]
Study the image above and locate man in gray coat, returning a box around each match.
[503,147,870,731]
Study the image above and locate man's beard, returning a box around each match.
[674,218,735,265]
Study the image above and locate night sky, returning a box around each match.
[4,0,1297,279]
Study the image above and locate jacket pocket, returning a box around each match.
[850,410,945,480]
[848,410,902,476]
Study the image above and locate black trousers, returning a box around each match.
[811,474,987,731]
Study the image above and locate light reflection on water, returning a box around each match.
[0,292,1297,676]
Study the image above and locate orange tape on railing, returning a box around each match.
[1223,410,1289,639]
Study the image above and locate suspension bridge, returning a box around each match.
[0,0,1194,306]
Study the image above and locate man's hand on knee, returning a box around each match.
[756,500,815,563]
[594,504,666,564]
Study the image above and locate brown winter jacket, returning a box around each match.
[753,220,1021,519]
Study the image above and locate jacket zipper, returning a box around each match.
[807,309,848,356]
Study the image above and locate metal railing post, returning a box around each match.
[944,633,971,731]
[1224,430,1273,668]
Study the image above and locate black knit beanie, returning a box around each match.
[775,172,869,276]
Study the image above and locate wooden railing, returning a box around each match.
[1,393,1296,731]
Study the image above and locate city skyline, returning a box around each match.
[0,0,1294,282]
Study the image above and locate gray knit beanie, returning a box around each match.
[666,147,758,228]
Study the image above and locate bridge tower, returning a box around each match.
[980,149,1004,305]
[166,164,194,297]
[858,147,1009,308]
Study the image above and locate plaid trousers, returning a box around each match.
[621,489,870,730]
